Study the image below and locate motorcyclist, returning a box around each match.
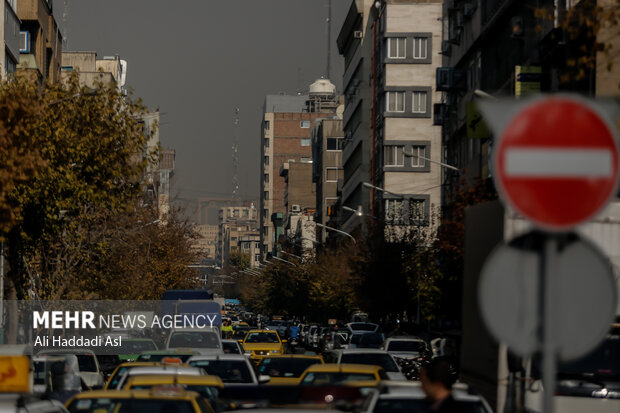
[288,323,300,353]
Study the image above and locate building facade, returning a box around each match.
[194,224,218,265]
[312,118,344,242]
[17,0,62,82]
[1,0,20,77]
[337,0,444,237]
[217,205,258,267]
[260,80,341,256]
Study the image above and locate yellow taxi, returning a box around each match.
[104,361,164,390]
[241,329,286,363]
[124,374,224,407]
[257,354,324,385]
[297,363,387,386]
[65,388,214,413]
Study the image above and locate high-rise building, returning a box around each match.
[260,79,341,256]
[17,0,62,83]
[337,0,444,238]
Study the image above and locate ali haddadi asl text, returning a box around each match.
[34,335,122,348]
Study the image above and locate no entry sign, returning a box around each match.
[493,96,620,230]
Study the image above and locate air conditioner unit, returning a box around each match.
[440,40,452,56]
[436,67,468,92]
[19,31,30,53]
[354,30,363,39]
[291,204,301,213]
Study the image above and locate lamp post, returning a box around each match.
[402,149,461,173]
[363,182,405,198]
[315,222,356,244]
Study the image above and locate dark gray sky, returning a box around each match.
[57,0,349,215]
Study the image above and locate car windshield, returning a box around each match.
[245,332,280,343]
[223,342,241,354]
[120,340,158,354]
[76,354,98,372]
[137,353,193,362]
[67,398,196,413]
[349,323,377,331]
[258,358,321,378]
[169,331,220,349]
[387,341,427,352]
[341,353,399,372]
[131,384,220,402]
[189,360,253,383]
[301,372,375,385]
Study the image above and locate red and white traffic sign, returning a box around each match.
[493,96,620,231]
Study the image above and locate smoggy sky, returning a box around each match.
[57,0,349,219]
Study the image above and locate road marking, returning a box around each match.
[504,148,612,177]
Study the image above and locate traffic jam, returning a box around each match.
[0,300,493,413]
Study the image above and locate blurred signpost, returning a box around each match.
[478,95,620,413]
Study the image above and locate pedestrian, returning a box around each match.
[420,359,464,412]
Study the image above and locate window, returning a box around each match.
[264,137,270,147]
[264,156,269,165]
[264,173,269,183]
[264,191,269,200]
[387,37,406,58]
[385,198,427,224]
[384,146,404,166]
[263,120,270,130]
[264,209,269,219]
[386,92,405,112]
[325,168,340,182]
[410,145,426,167]
[385,200,405,224]
[300,120,310,128]
[412,91,427,113]
[413,37,428,59]
[255,255,261,262]
[326,137,343,151]
[301,138,311,146]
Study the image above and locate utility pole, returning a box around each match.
[232,107,240,200]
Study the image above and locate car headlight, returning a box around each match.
[244,351,252,356]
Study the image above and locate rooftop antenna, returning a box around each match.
[232,107,240,201]
[326,0,332,79]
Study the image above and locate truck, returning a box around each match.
[461,200,620,413]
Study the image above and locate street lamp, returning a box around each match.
[402,150,461,173]
[342,205,363,216]
[268,256,298,267]
[362,182,405,198]
[315,222,356,244]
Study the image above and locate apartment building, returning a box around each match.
[1,0,20,77]
[16,0,62,82]
[61,52,127,91]
[312,118,344,242]
[337,0,443,237]
[194,224,218,264]
[260,79,340,256]
[217,205,258,267]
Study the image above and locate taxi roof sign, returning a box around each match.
[0,356,30,393]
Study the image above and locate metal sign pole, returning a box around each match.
[542,236,557,413]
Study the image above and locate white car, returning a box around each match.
[35,349,105,389]
[166,327,223,355]
[188,354,270,386]
[114,365,206,389]
[360,381,493,413]
[325,349,406,381]
[382,337,430,361]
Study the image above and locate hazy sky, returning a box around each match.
[56,0,349,216]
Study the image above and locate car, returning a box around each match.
[346,322,380,334]
[241,329,287,364]
[257,355,324,385]
[114,365,206,390]
[232,324,251,340]
[65,388,214,413]
[117,338,159,361]
[35,349,105,389]
[188,354,270,386]
[105,361,164,390]
[136,349,196,363]
[382,336,431,361]
[298,363,388,385]
[325,349,406,381]
[359,381,493,413]
[124,374,224,408]
[166,327,223,355]
[266,319,288,338]
[222,339,244,354]
[94,354,121,381]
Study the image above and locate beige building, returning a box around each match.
[239,234,261,269]
[217,205,258,267]
[60,52,127,90]
[193,224,218,264]
[337,0,443,239]
[17,0,63,83]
